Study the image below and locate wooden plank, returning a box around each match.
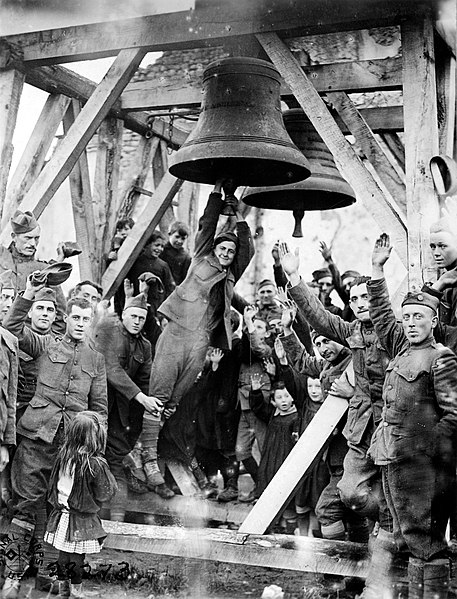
[380,132,406,171]
[402,15,440,290]
[102,520,370,578]
[1,1,423,66]
[24,65,187,146]
[327,91,407,216]
[2,93,70,228]
[101,172,183,299]
[256,31,408,268]
[116,135,159,222]
[115,489,251,526]
[0,68,24,222]
[0,48,146,247]
[435,36,456,158]
[166,460,201,497]
[63,99,97,282]
[121,56,403,111]
[239,393,348,535]
[154,139,175,235]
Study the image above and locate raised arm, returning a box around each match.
[319,241,349,304]
[193,181,224,259]
[231,207,255,282]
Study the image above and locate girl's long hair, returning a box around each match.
[58,411,107,478]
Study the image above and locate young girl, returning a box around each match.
[45,412,117,598]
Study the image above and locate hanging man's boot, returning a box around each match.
[218,458,240,502]
[359,527,397,599]
[122,444,147,483]
[141,414,165,487]
[422,558,450,599]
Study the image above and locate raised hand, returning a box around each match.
[210,347,224,365]
[123,278,134,300]
[278,242,300,277]
[250,372,263,391]
[243,304,258,322]
[435,267,457,291]
[271,241,281,265]
[319,241,332,262]
[372,233,393,267]
[263,357,276,377]
[274,337,287,365]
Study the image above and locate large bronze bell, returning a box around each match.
[243,109,356,237]
[169,58,311,187]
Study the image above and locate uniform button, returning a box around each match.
[74,361,78,365]
[387,385,393,390]
[383,422,389,427]
[394,366,399,371]
[366,360,371,365]
[65,391,69,395]
[62,407,66,411]
[70,376,74,380]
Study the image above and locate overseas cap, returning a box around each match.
[312,268,332,282]
[257,279,276,291]
[213,231,239,249]
[401,292,440,313]
[34,287,57,305]
[11,210,39,234]
[124,293,148,312]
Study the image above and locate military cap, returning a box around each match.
[401,292,440,313]
[341,270,360,281]
[257,279,276,291]
[213,231,239,249]
[312,268,332,282]
[33,287,57,305]
[124,293,148,312]
[0,270,15,291]
[138,271,164,293]
[11,210,39,234]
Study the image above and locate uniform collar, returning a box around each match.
[63,334,85,345]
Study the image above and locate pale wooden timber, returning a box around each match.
[327,91,406,216]
[122,56,403,111]
[402,15,440,290]
[93,117,124,280]
[0,68,24,222]
[2,1,423,65]
[380,132,406,171]
[0,48,146,247]
[102,172,183,299]
[166,460,201,497]
[102,520,370,578]
[175,181,200,253]
[153,139,175,235]
[24,65,187,146]
[2,93,70,228]
[257,31,408,268]
[240,394,348,535]
[63,100,97,281]
[116,136,160,222]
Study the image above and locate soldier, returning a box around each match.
[0,271,15,325]
[368,233,457,598]
[1,274,107,599]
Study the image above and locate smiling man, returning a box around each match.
[429,218,457,325]
[368,233,457,598]
[1,274,107,599]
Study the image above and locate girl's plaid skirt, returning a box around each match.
[44,511,102,554]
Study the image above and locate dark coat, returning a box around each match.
[158,192,255,350]
[46,456,117,542]
[160,242,192,286]
[0,327,18,446]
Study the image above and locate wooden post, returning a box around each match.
[256,32,408,269]
[153,139,175,235]
[93,116,124,280]
[379,132,406,172]
[175,181,200,254]
[0,68,24,222]
[2,93,70,228]
[101,172,183,299]
[63,99,97,282]
[0,47,146,247]
[402,14,440,289]
[327,91,406,216]
[435,35,456,158]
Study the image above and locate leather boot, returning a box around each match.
[321,520,346,541]
[70,582,84,598]
[56,580,70,599]
[122,446,147,483]
[408,557,424,599]
[141,416,165,487]
[360,528,396,599]
[423,558,450,599]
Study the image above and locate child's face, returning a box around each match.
[307,378,323,403]
[150,239,165,258]
[117,225,132,240]
[272,387,294,412]
[169,231,187,249]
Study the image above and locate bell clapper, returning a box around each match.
[221,178,239,216]
[292,209,305,238]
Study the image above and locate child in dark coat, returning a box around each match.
[45,412,117,598]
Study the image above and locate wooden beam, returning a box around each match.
[101,172,183,299]
[0,48,146,247]
[379,132,406,171]
[1,1,424,66]
[327,91,407,216]
[121,56,403,112]
[0,68,24,222]
[63,100,97,282]
[153,139,175,235]
[435,35,456,157]
[256,31,408,268]
[24,65,187,146]
[102,520,370,578]
[116,135,159,222]
[402,15,440,290]
[166,460,201,497]
[92,116,124,281]
[2,93,70,228]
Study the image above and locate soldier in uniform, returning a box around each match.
[368,233,457,598]
[1,274,107,599]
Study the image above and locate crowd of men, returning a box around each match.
[1,189,457,599]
